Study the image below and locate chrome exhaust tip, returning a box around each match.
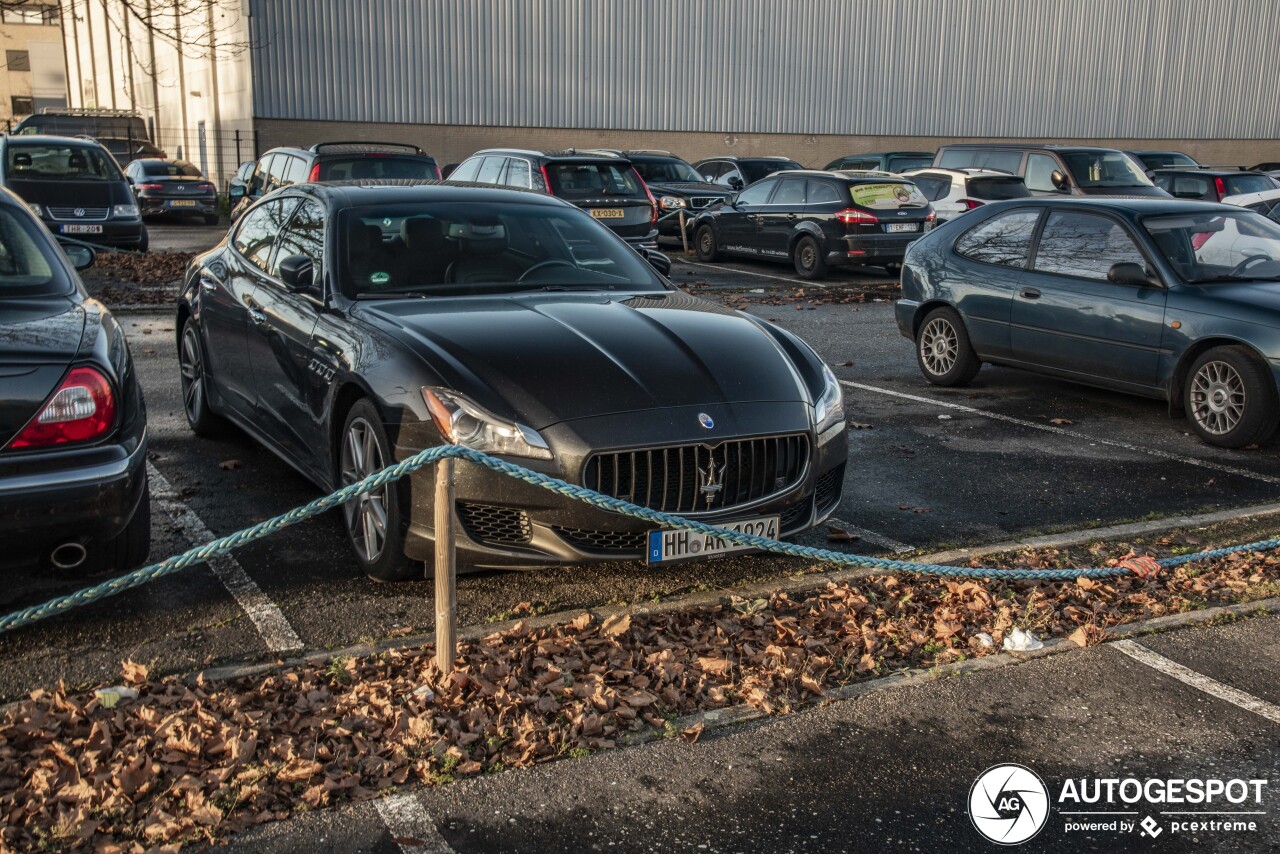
[50,542,88,571]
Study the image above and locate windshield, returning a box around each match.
[139,160,201,177]
[631,158,702,183]
[545,162,645,199]
[1138,152,1198,169]
[887,155,933,172]
[1061,151,1154,188]
[742,160,803,184]
[6,144,124,181]
[1144,211,1280,283]
[342,202,667,298]
[318,157,440,181]
[0,206,69,296]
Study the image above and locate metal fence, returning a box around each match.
[132,126,259,191]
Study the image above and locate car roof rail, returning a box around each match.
[310,141,425,155]
[38,106,140,117]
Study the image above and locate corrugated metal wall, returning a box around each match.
[248,0,1280,139]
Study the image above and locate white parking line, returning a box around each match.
[676,259,828,288]
[147,462,304,654]
[1112,639,1280,725]
[841,380,1280,487]
[827,518,915,553]
[375,793,456,854]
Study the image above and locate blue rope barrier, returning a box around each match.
[2,445,1277,636]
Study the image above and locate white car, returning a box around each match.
[902,167,1031,222]
[1221,186,1280,224]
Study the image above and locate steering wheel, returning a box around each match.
[518,259,576,283]
[1229,255,1273,277]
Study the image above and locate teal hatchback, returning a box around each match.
[895,198,1280,448]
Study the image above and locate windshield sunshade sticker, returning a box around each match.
[850,183,926,209]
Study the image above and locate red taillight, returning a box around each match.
[197,182,216,192]
[958,198,984,211]
[633,169,658,224]
[1214,177,1227,200]
[8,366,116,450]
[308,163,321,182]
[835,208,879,225]
[434,164,442,180]
[137,182,164,191]
[540,165,553,195]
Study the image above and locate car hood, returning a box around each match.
[646,180,732,196]
[361,292,810,429]
[0,297,84,448]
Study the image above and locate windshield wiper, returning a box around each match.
[356,291,431,299]
[534,284,606,292]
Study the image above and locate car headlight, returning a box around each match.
[422,387,552,460]
[659,195,686,210]
[112,204,140,219]
[814,364,845,441]
[26,203,42,217]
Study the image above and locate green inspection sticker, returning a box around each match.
[370,271,390,285]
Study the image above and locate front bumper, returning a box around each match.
[0,430,148,567]
[394,403,848,570]
[43,218,147,249]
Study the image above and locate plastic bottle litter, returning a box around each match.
[1002,628,1044,652]
[94,686,139,708]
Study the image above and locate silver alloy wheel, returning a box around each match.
[341,416,388,563]
[179,326,203,420]
[1190,360,1246,436]
[920,317,959,376]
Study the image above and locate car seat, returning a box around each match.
[401,217,457,287]
[445,222,521,284]
[348,224,400,290]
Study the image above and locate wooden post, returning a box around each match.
[434,457,457,673]
[679,209,689,254]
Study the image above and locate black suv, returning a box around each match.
[934,144,1169,197]
[448,148,658,248]
[691,170,935,279]
[692,156,804,190]
[603,150,731,240]
[230,142,441,220]
[1150,168,1278,202]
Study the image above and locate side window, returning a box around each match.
[698,161,722,181]
[1024,154,1060,192]
[806,180,842,205]
[503,157,532,189]
[232,199,299,272]
[475,156,505,184]
[282,155,309,186]
[250,154,274,194]
[954,209,1041,268]
[736,178,777,205]
[450,157,483,183]
[270,199,325,280]
[1033,211,1145,281]
[265,155,291,190]
[1170,174,1210,199]
[771,177,806,206]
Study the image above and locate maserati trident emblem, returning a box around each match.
[697,412,714,429]
[697,458,726,508]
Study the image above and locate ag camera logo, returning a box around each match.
[970,764,1050,845]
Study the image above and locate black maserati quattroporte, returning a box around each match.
[177,181,848,580]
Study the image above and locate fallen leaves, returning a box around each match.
[826,525,859,543]
[218,459,242,472]
[847,421,874,430]
[1049,418,1074,425]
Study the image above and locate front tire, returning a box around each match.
[695,224,720,261]
[1185,346,1278,448]
[792,235,828,280]
[339,399,419,582]
[179,319,226,437]
[915,307,981,386]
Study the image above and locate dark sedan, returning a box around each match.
[691,170,935,279]
[896,197,1280,448]
[177,182,848,580]
[125,158,219,224]
[0,186,149,573]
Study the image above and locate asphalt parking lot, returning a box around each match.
[4,227,1280,703]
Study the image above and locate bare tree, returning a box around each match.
[1,0,251,60]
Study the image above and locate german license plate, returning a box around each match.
[169,199,197,207]
[646,515,779,565]
[590,208,626,219]
[885,222,919,233]
[60,224,103,234]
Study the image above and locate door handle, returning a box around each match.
[1019,287,1042,299]
[249,307,266,326]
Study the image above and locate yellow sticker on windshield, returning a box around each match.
[850,183,926,209]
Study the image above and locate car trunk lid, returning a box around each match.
[0,297,85,450]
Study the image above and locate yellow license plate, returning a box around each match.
[590,208,626,219]
[170,200,197,207]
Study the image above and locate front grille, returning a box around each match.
[815,464,845,515]
[456,502,532,547]
[46,206,110,221]
[688,196,722,209]
[780,499,812,531]
[554,527,646,554]
[584,434,810,515]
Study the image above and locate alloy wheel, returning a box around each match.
[1190,360,1246,436]
[798,241,817,273]
[919,318,959,376]
[340,416,388,563]
[179,326,203,420]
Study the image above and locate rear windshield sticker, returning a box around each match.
[850,183,927,209]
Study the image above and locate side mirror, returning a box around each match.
[643,248,672,277]
[63,244,95,271]
[1050,170,1071,192]
[278,254,316,293]
[228,184,246,199]
[1108,262,1158,287]
[728,176,744,191]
